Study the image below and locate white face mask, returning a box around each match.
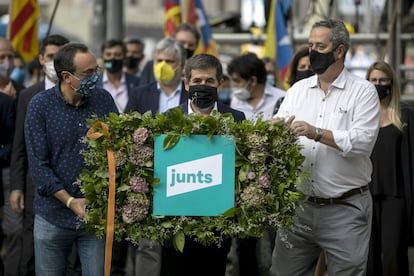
[232,81,251,100]
[44,61,58,82]
[232,87,250,100]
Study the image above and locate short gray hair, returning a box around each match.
[153,37,185,66]
[312,19,350,54]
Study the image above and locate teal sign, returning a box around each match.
[153,135,235,216]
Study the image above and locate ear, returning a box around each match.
[61,71,72,84]
[336,45,345,60]
[184,78,190,92]
[38,54,45,66]
[250,76,258,85]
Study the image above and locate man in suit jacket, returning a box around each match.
[9,34,70,276]
[97,39,140,114]
[139,23,200,86]
[162,54,245,276]
[125,37,188,276]
[125,37,188,116]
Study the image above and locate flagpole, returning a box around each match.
[46,0,61,37]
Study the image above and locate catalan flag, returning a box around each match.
[164,0,182,37]
[185,0,217,56]
[264,0,293,82]
[8,0,39,62]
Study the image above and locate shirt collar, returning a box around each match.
[102,71,126,85]
[45,77,57,90]
[157,82,183,96]
[309,68,348,90]
[54,84,88,107]
[187,100,218,115]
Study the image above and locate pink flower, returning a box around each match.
[258,174,271,188]
[133,128,149,145]
[132,145,154,166]
[122,194,149,223]
[130,176,149,193]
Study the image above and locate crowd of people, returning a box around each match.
[0,17,413,276]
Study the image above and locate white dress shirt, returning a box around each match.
[276,69,380,198]
[102,71,128,113]
[231,83,285,122]
[158,82,183,113]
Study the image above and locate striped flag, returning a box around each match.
[164,0,182,37]
[264,0,293,82]
[7,0,39,62]
[185,0,217,56]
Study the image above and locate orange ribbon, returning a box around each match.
[87,122,115,276]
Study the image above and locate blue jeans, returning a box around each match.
[34,215,105,276]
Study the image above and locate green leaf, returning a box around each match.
[117,184,130,192]
[222,207,235,218]
[163,134,180,150]
[173,231,185,253]
[238,164,249,182]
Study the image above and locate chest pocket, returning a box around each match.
[328,109,351,130]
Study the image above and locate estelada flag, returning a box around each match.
[263,0,293,83]
[7,0,39,62]
[164,0,182,37]
[185,0,217,56]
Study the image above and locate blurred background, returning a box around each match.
[2,0,414,97]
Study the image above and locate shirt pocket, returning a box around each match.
[328,110,351,130]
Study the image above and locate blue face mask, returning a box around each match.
[10,67,26,84]
[218,89,231,104]
[71,74,99,97]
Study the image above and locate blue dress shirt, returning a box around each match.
[25,85,118,229]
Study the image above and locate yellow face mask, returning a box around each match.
[153,61,175,83]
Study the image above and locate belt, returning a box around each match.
[307,185,369,205]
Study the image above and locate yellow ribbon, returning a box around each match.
[87,121,115,276]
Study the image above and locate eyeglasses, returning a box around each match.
[73,66,101,78]
[369,77,391,85]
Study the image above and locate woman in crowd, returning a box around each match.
[366,61,414,276]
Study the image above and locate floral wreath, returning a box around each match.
[79,109,306,250]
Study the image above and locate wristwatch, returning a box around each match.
[315,128,323,142]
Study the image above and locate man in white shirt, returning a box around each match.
[228,53,285,122]
[270,19,380,276]
[97,39,140,113]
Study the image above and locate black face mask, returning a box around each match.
[185,48,195,59]
[295,69,315,82]
[104,59,124,73]
[309,49,336,74]
[125,57,142,69]
[189,85,218,109]
[375,84,392,100]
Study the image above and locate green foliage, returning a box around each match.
[79,110,306,247]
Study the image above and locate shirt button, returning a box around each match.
[310,163,314,166]
[322,99,325,102]
[313,146,316,150]
[319,115,322,118]
[79,123,82,127]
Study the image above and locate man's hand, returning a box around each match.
[291,120,317,140]
[10,190,24,213]
[67,198,86,219]
[270,115,295,126]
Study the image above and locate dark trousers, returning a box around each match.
[161,238,231,276]
[367,195,409,276]
[236,237,260,276]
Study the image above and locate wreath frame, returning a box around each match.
[79,109,306,250]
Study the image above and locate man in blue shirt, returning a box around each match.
[25,43,118,275]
